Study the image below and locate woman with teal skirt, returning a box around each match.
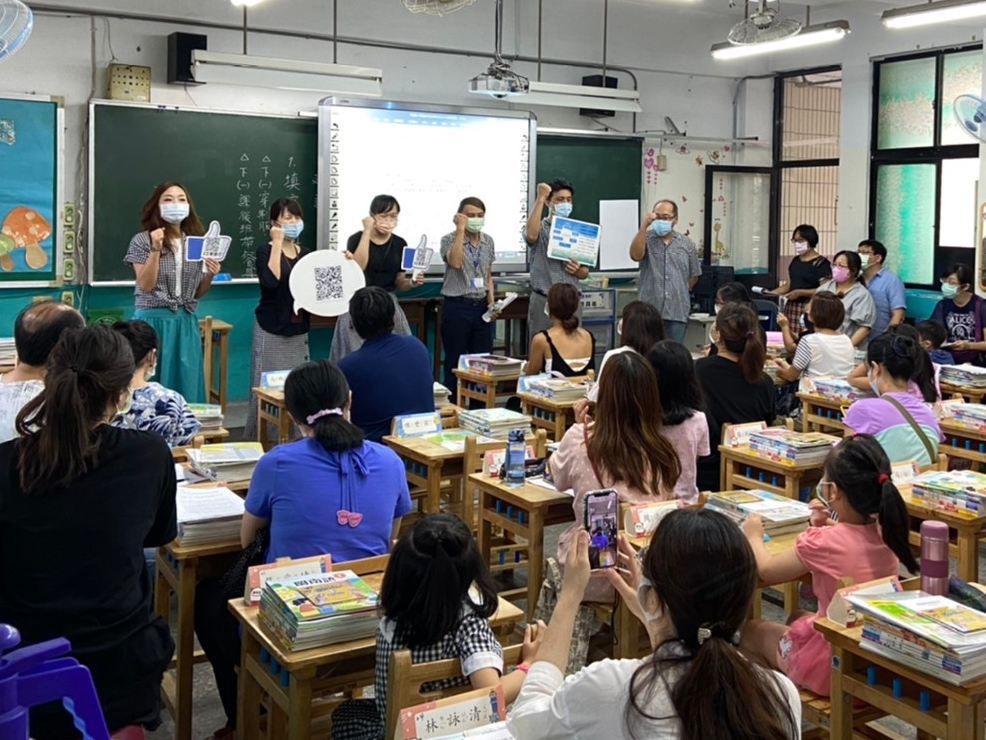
[124,182,221,403]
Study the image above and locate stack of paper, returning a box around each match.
[0,337,16,366]
[175,484,244,546]
[849,591,986,684]
[462,355,523,378]
[458,409,531,439]
[186,442,264,483]
[748,429,839,465]
[705,490,811,536]
[940,364,986,389]
[187,403,224,432]
[258,570,379,650]
[950,403,986,429]
[434,382,451,409]
[911,470,986,520]
[811,377,870,403]
[524,377,588,402]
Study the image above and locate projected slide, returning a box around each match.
[319,101,535,273]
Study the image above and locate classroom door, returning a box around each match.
[703,166,774,279]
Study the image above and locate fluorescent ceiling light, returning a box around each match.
[520,81,642,113]
[230,0,267,6]
[882,0,986,29]
[711,20,850,60]
[191,51,382,96]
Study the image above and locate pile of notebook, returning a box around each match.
[523,377,587,402]
[462,355,523,378]
[911,470,986,520]
[258,569,379,651]
[706,490,811,536]
[0,337,15,367]
[187,403,224,433]
[748,428,838,465]
[458,408,531,439]
[940,364,986,389]
[434,382,451,409]
[175,484,244,546]
[810,377,869,403]
[950,403,986,430]
[848,591,986,685]
[186,442,264,484]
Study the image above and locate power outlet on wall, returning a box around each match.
[63,258,75,281]
[61,291,74,306]
[64,203,76,227]
[64,231,76,253]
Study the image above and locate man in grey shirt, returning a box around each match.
[525,179,588,343]
[630,199,701,343]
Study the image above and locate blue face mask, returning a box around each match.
[651,219,673,237]
[282,221,304,240]
[554,203,573,218]
[160,203,189,224]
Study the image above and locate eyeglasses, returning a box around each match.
[857,249,874,255]
[375,214,399,223]
[653,214,675,221]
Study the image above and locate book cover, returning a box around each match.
[266,570,378,622]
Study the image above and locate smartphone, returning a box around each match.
[583,489,619,570]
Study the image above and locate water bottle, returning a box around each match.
[920,520,950,596]
[505,429,526,488]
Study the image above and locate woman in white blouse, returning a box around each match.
[508,509,802,740]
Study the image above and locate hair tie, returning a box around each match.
[878,473,890,485]
[696,624,741,646]
[746,331,754,338]
[306,408,343,425]
[68,364,80,374]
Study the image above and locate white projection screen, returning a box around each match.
[318,98,536,274]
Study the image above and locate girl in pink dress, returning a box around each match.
[739,434,918,696]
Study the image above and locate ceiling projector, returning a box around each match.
[468,63,529,98]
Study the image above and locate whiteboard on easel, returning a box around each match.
[598,199,639,271]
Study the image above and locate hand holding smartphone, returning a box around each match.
[584,489,619,570]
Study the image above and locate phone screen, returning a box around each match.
[584,489,619,569]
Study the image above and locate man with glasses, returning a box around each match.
[630,200,701,343]
[857,239,906,338]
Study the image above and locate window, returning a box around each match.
[773,69,841,280]
[870,46,981,287]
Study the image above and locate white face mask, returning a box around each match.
[118,387,135,416]
[543,302,551,318]
[637,576,664,624]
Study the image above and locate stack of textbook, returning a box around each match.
[258,569,379,651]
[187,403,224,433]
[748,429,838,465]
[523,377,587,403]
[462,355,523,378]
[848,591,986,685]
[706,490,811,536]
[186,442,264,484]
[940,364,986,388]
[175,484,244,546]
[950,403,986,430]
[0,337,16,366]
[811,377,870,403]
[911,470,986,520]
[458,408,531,439]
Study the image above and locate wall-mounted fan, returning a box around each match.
[0,0,33,63]
[954,94,986,142]
[402,0,476,16]
[727,0,801,45]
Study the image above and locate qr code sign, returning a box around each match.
[314,266,344,302]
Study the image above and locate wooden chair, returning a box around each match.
[459,429,547,529]
[919,452,949,473]
[200,315,214,402]
[384,644,523,740]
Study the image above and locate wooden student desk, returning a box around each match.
[798,392,848,434]
[816,616,986,740]
[718,443,827,501]
[155,535,243,740]
[940,380,986,404]
[253,387,295,450]
[199,317,233,414]
[472,474,575,619]
[230,573,523,740]
[517,392,582,442]
[899,486,986,583]
[939,417,986,472]
[453,368,522,409]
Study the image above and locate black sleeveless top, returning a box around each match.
[541,330,596,377]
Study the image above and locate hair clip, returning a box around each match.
[306,408,343,425]
[697,627,712,645]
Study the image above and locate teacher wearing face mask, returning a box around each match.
[440,197,496,401]
[630,199,701,344]
[816,250,876,350]
[124,182,221,403]
[526,179,589,343]
[766,224,831,338]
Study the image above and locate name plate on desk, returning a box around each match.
[724,421,767,448]
[891,460,921,488]
[393,412,442,438]
[260,370,290,390]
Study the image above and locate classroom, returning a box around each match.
[7,0,986,739]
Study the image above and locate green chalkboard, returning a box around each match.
[90,103,317,283]
[535,135,642,227]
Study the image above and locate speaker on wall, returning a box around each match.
[168,32,207,85]
[580,74,618,118]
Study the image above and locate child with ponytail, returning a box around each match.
[740,434,918,696]
[332,514,544,740]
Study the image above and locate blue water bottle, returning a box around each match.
[505,429,526,488]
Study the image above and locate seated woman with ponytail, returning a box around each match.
[508,509,801,739]
[525,283,596,377]
[740,434,918,696]
[0,325,177,739]
[195,359,412,737]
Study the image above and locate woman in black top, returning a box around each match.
[767,224,831,333]
[245,198,311,441]
[0,325,176,739]
[330,194,420,362]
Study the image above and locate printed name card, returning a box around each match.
[891,460,921,488]
[725,421,768,448]
[399,686,505,740]
[392,412,442,438]
[826,575,902,628]
[261,370,291,390]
